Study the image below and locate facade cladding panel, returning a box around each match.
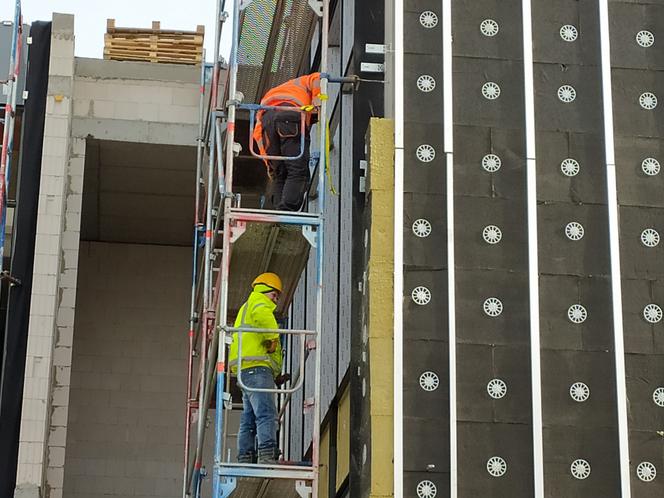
[401,0,664,497]
[610,1,664,497]
[403,1,450,496]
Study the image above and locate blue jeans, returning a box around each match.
[237,366,278,458]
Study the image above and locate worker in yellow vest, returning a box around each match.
[229,272,285,464]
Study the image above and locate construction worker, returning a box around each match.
[253,72,321,211]
[229,272,285,464]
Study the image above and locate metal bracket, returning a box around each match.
[365,43,386,54]
[232,142,242,157]
[219,476,237,498]
[308,0,323,16]
[303,398,315,414]
[306,339,317,351]
[0,271,21,286]
[302,225,318,248]
[360,62,385,74]
[359,159,367,193]
[295,480,313,498]
[230,221,247,244]
[239,0,254,10]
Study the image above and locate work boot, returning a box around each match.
[238,452,256,464]
[257,447,278,465]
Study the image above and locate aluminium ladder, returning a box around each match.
[183,0,331,497]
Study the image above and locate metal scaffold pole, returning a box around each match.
[184,1,331,496]
[211,0,239,492]
[0,0,23,273]
[183,48,209,498]
[311,0,328,479]
[184,1,228,495]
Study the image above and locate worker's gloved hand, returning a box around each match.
[274,374,291,386]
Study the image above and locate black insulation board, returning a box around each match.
[456,344,532,425]
[453,57,526,130]
[611,68,664,138]
[541,350,619,429]
[535,132,608,204]
[458,422,534,497]
[538,275,614,352]
[452,0,524,61]
[455,269,529,347]
[609,2,664,71]
[620,278,664,355]
[543,426,621,497]
[625,354,664,431]
[453,126,526,201]
[532,0,602,65]
[615,136,664,207]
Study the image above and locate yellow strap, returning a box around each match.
[325,121,338,196]
[319,94,329,101]
[300,104,315,112]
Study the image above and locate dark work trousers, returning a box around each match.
[261,108,311,211]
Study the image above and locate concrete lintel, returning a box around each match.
[74,57,200,84]
[72,117,197,146]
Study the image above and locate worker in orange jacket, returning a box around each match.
[253,73,321,211]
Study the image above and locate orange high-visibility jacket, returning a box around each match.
[252,72,321,162]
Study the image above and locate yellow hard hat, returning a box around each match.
[252,272,283,293]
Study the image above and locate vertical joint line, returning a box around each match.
[442,2,457,497]
[521,0,544,496]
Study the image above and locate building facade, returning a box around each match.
[5,1,664,498]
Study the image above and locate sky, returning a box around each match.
[0,0,232,61]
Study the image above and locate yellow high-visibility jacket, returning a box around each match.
[228,290,282,377]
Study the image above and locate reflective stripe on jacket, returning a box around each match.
[228,290,283,377]
[253,72,321,162]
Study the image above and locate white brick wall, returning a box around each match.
[62,242,191,498]
[41,131,86,496]
[16,14,76,495]
[72,77,199,125]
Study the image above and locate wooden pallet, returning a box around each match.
[103,19,204,65]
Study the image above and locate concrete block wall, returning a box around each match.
[15,14,78,498]
[71,59,200,146]
[63,242,191,498]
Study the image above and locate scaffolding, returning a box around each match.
[0,0,23,276]
[182,0,331,496]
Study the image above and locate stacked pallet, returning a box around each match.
[103,19,204,65]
